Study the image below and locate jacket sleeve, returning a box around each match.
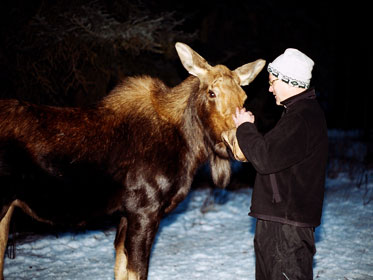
[236,114,308,174]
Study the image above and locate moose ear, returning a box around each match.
[234,59,266,86]
[175,42,211,77]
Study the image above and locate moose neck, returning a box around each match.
[100,75,212,163]
[154,75,212,163]
[179,77,214,164]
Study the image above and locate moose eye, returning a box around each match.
[208,90,216,98]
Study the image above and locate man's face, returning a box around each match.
[268,74,292,106]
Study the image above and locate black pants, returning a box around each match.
[254,219,316,280]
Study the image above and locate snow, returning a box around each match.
[3,141,373,280]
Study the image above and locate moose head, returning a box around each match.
[175,42,265,151]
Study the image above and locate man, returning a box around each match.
[232,49,328,279]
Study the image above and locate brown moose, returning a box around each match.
[0,42,265,280]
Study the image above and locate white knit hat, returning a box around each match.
[267,48,314,89]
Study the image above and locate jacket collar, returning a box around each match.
[281,87,316,108]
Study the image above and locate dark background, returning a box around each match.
[0,0,370,132]
[0,0,371,234]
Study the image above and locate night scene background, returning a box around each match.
[0,1,372,279]
[0,0,371,133]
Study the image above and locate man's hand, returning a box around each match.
[232,107,255,128]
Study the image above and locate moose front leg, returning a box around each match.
[114,216,129,280]
[122,213,160,280]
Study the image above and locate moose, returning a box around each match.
[0,42,265,280]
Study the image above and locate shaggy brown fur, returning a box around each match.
[0,42,265,280]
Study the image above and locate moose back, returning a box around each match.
[0,42,265,280]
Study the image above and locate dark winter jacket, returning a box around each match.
[236,88,328,227]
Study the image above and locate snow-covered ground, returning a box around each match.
[3,132,373,280]
[3,171,373,280]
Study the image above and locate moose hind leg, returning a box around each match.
[114,217,129,280]
[0,203,15,280]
